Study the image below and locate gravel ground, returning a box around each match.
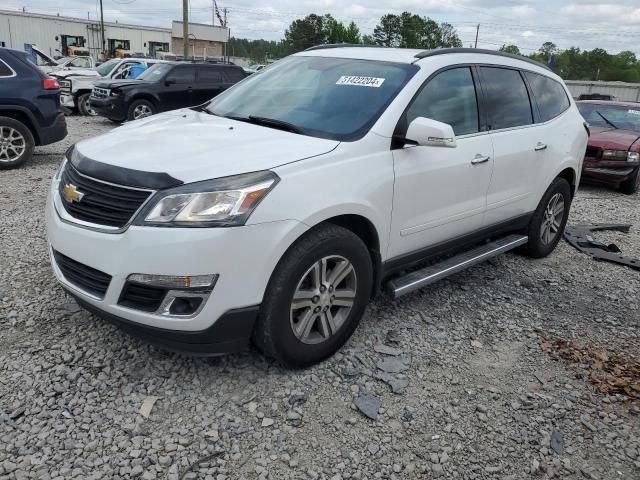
[1,116,639,480]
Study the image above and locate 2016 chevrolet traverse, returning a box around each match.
[47,47,588,367]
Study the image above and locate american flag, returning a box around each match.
[214,1,226,27]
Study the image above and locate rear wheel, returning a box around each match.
[0,117,35,170]
[127,99,156,121]
[77,93,97,116]
[253,224,373,368]
[521,177,572,258]
[619,167,640,195]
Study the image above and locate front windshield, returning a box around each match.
[137,63,172,81]
[96,59,119,76]
[206,56,418,141]
[578,104,640,132]
[56,57,71,65]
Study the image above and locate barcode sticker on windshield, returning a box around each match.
[628,109,640,116]
[336,76,385,88]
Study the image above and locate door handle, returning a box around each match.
[471,154,490,165]
[535,142,548,151]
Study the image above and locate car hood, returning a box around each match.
[589,127,640,151]
[95,79,143,89]
[51,68,99,78]
[74,109,340,184]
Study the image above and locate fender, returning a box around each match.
[0,104,40,143]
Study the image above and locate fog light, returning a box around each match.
[169,297,203,315]
[128,273,217,290]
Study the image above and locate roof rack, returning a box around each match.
[304,43,385,51]
[414,48,550,70]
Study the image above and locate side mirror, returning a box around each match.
[165,78,176,86]
[405,117,457,148]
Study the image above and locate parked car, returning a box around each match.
[0,47,67,169]
[89,62,247,122]
[50,58,168,116]
[31,45,94,74]
[47,47,587,366]
[577,100,640,194]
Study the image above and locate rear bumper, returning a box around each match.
[37,112,67,145]
[90,96,126,120]
[67,288,259,355]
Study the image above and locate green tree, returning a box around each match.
[439,23,462,48]
[499,44,521,55]
[343,22,361,44]
[284,14,326,52]
[372,14,402,47]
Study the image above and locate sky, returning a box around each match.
[3,0,640,55]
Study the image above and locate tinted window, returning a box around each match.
[223,67,245,83]
[525,72,570,122]
[0,59,13,77]
[167,66,195,84]
[406,67,479,136]
[480,67,533,130]
[198,67,223,83]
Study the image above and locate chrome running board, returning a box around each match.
[387,234,528,299]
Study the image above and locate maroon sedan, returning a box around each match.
[577,101,640,194]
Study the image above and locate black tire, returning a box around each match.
[520,177,572,258]
[126,99,156,121]
[619,167,640,195]
[253,224,373,368]
[77,93,96,116]
[0,116,35,170]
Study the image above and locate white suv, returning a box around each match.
[46,47,588,367]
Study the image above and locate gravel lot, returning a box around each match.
[1,116,639,480]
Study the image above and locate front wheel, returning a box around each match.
[521,177,572,258]
[127,99,156,121]
[77,93,97,116]
[253,224,373,368]
[619,167,640,195]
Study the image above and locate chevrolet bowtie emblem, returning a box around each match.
[62,183,85,203]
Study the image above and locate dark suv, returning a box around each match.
[0,47,67,169]
[90,62,247,122]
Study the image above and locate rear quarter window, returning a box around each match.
[223,67,246,83]
[524,72,570,122]
[0,58,14,77]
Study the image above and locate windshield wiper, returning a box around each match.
[222,114,305,134]
[596,111,618,129]
[191,104,213,114]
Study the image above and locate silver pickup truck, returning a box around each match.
[50,58,167,116]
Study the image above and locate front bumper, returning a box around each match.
[582,159,640,183]
[90,96,126,121]
[46,184,308,353]
[60,93,75,108]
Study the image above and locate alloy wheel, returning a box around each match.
[0,127,26,163]
[84,98,97,116]
[133,105,153,120]
[290,255,357,345]
[540,192,565,245]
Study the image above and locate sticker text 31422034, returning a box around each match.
[336,76,385,88]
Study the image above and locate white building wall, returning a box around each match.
[565,80,640,102]
[0,9,172,60]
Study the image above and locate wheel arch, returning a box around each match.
[0,109,39,144]
[557,167,577,197]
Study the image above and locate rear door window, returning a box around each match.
[479,67,533,130]
[525,72,570,122]
[223,67,246,83]
[197,67,223,84]
[406,67,479,136]
[167,66,196,84]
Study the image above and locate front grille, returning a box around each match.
[53,250,112,299]
[585,146,602,159]
[118,282,167,312]
[92,87,109,99]
[58,163,152,228]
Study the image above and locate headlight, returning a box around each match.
[628,152,640,162]
[135,171,279,227]
[602,150,628,160]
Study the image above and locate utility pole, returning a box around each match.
[474,24,479,48]
[212,0,215,26]
[99,0,105,59]
[182,0,189,59]
[223,7,228,63]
